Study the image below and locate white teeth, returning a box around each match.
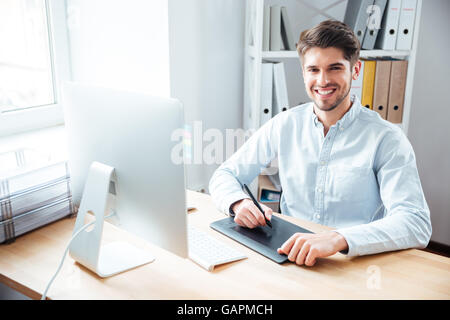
[317,89,334,95]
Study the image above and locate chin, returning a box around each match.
[310,87,351,112]
[313,100,339,112]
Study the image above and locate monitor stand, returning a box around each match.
[69,161,155,278]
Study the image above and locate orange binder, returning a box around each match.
[387,60,408,123]
[361,59,376,110]
[373,60,392,120]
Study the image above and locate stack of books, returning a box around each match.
[0,149,74,243]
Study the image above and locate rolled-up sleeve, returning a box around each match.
[209,118,278,215]
[335,129,432,257]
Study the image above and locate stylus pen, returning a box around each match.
[243,184,272,228]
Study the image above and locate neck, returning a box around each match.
[314,96,353,136]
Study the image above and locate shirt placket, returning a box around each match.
[314,126,338,223]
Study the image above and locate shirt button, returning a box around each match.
[320,161,326,166]
[317,188,323,193]
[316,214,321,219]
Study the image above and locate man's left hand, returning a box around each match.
[277,231,348,266]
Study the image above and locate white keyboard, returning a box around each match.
[188,226,247,271]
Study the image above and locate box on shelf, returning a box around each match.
[258,174,281,213]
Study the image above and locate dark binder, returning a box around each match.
[344,0,375,45]
[210,215,313,263]
[362,0,387,49]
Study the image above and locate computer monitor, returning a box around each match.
[61,82,188,277]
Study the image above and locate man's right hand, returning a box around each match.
[231,199,273,229]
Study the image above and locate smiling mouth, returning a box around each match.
[314,87,337,98]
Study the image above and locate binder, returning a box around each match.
[260,62,273,125]
[0,198,73,243]
[362,0,387,49]
[350,60,365,101]
[1,177,71,218]
[387,59,408,123]
[272,62,289,115]
[0,160,73,243]
[344,0,375,45]
[270,5,281,51]
[280,6,295,51]
[375,0,401,50]
[262,5,271,51]
[396,0,417,50]
[361,59,376,110]
[373,60,391,119]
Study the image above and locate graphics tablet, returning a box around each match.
[210,215,314,263]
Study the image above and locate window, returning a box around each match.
[0,0,70,137]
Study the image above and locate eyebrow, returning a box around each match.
[306,62,345,69]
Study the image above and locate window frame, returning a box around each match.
[0,0,71,137]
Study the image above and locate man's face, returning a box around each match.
[302,47,358,112]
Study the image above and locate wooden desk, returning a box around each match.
[0,190,449,300]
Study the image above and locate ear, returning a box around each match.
[352,60,362,80]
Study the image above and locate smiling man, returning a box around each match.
[209,20,431,266]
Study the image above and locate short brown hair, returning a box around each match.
[297,20,360,66]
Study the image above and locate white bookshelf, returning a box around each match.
[243,0,423,136]
[248,46,411,59]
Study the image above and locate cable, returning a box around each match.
[40,212,115,300]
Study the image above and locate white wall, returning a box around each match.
[168,0,245,191]
[66,0,245,192]
[408,0,450,246]
[66,0,170,96]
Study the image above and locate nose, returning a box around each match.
[316,71,330,87]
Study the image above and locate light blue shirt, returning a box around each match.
[209,96,432,257]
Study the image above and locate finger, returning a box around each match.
[242,209,259,227]
[246,203,267,226]
[288,237,305,262]
[234,216,245,228]
[260,204,273,221]
[305,247,318,267]
[240,215,257,229]
[279,234,300,255]
[296,241,311,266]
[234,215,255,228]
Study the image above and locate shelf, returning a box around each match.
[261,50,298,59]
[244,0,422,136]
[360,50,411,58]
[248,46,411,59]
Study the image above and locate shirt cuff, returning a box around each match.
[332,229,357,257]
[220,192,250,216]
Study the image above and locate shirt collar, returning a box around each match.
[311,94,361,130]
